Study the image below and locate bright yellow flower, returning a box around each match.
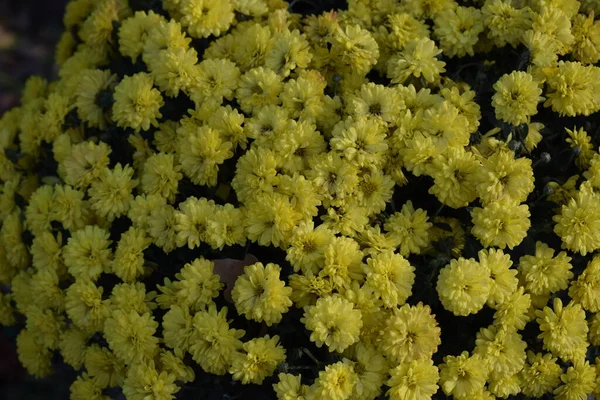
[536,298,589,362]
[230,335,286,384]
[437,257,491,316]
[232,262,292,326]
[302,295,362,353]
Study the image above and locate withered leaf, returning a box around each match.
[213,254,259,303]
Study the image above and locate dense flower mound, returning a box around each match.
[2,0,600,399]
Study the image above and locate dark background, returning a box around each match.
[0,0,68,114]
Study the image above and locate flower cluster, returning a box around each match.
[2,0,600,399]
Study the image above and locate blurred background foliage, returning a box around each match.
[0,1,71,397]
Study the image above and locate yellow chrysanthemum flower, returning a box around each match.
[437,257,492,316]
[230,335,286,384]
[112,72,164,132]
[302,295,362,353]
[536,298,589,362]
[232,262,292,326]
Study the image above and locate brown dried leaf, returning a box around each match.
[213,254,259,303]
[0,26,15,50]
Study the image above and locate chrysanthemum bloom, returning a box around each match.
[206,203,247,250]
[492,287,531,331]
[273,373,309,400]
[307,361,358,400]
[148,204,178,253]
[88,163,138,222]
[384,201,432,257]
[387,37,446,84]
[58,327,88,369]
[544,61,600,117]
[65,279,111,335]
[83,344,124,388]
[230,335,286,385]
[189,305,245,375]
[439,352,488,398]
[174,196,216,249]
[16,329,52,378]
[487,372,521,398]
[437,257,492,316]
[330,115,389,168]
[519,351,562,398]
[588,312,600,346]
[554,359,597,400]
[475,149,535,205]
[332,24,379,75]
[491,71,543,126]
[75,69,117,128]
[148,47,199,97]
[232,262,292,326]
[161,305,195,353]
[531,4,574,54]
[553,186,600,255]
[286,221,333,275]
[363,250,415,307]
[62,141,111,189]
[571,13,600,64]
[345,82,404,125]
[569,255,600,312]
[471,200,531,249]
[109,282,155,315]
[482,0,531,47]
[387,359,439,400]
[474,325,527,380]
[172,258,223,312]
[0,211,30,270]
[51,184,88,231]
[306,151,360,207]
[536,298,589,362]
[123,360,180,400]
[112,226,151,283]
[112,72,164,132]
[23,304,64,351]
[434,6,485,58]
[320,236,364,290]
[190,58,241,105]
[235,67,283,114]
[428,146,480,208]
[478,248,518,307]
[104,310,159,365]
[178,0,234,38]
[63,225,112,281]
[69,373,106,400]
[244,192,302,248]
[302,295,362,353]
[289,274,333,308]
[177,121,234,187]
[264,29,312,77]
[343,343,388,399]
[141,153,182,203]
[142,19,191,63]
[566,126,595,169]
[24,185,54,236]
[159,350,195,383]
[377,302,441,363]
[522,239,573,292]
[118,10,164,62]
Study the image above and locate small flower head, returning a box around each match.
[437,257,492,316]
[232,262,292,326]
[112,72,164,132]
[302,295,362,353]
